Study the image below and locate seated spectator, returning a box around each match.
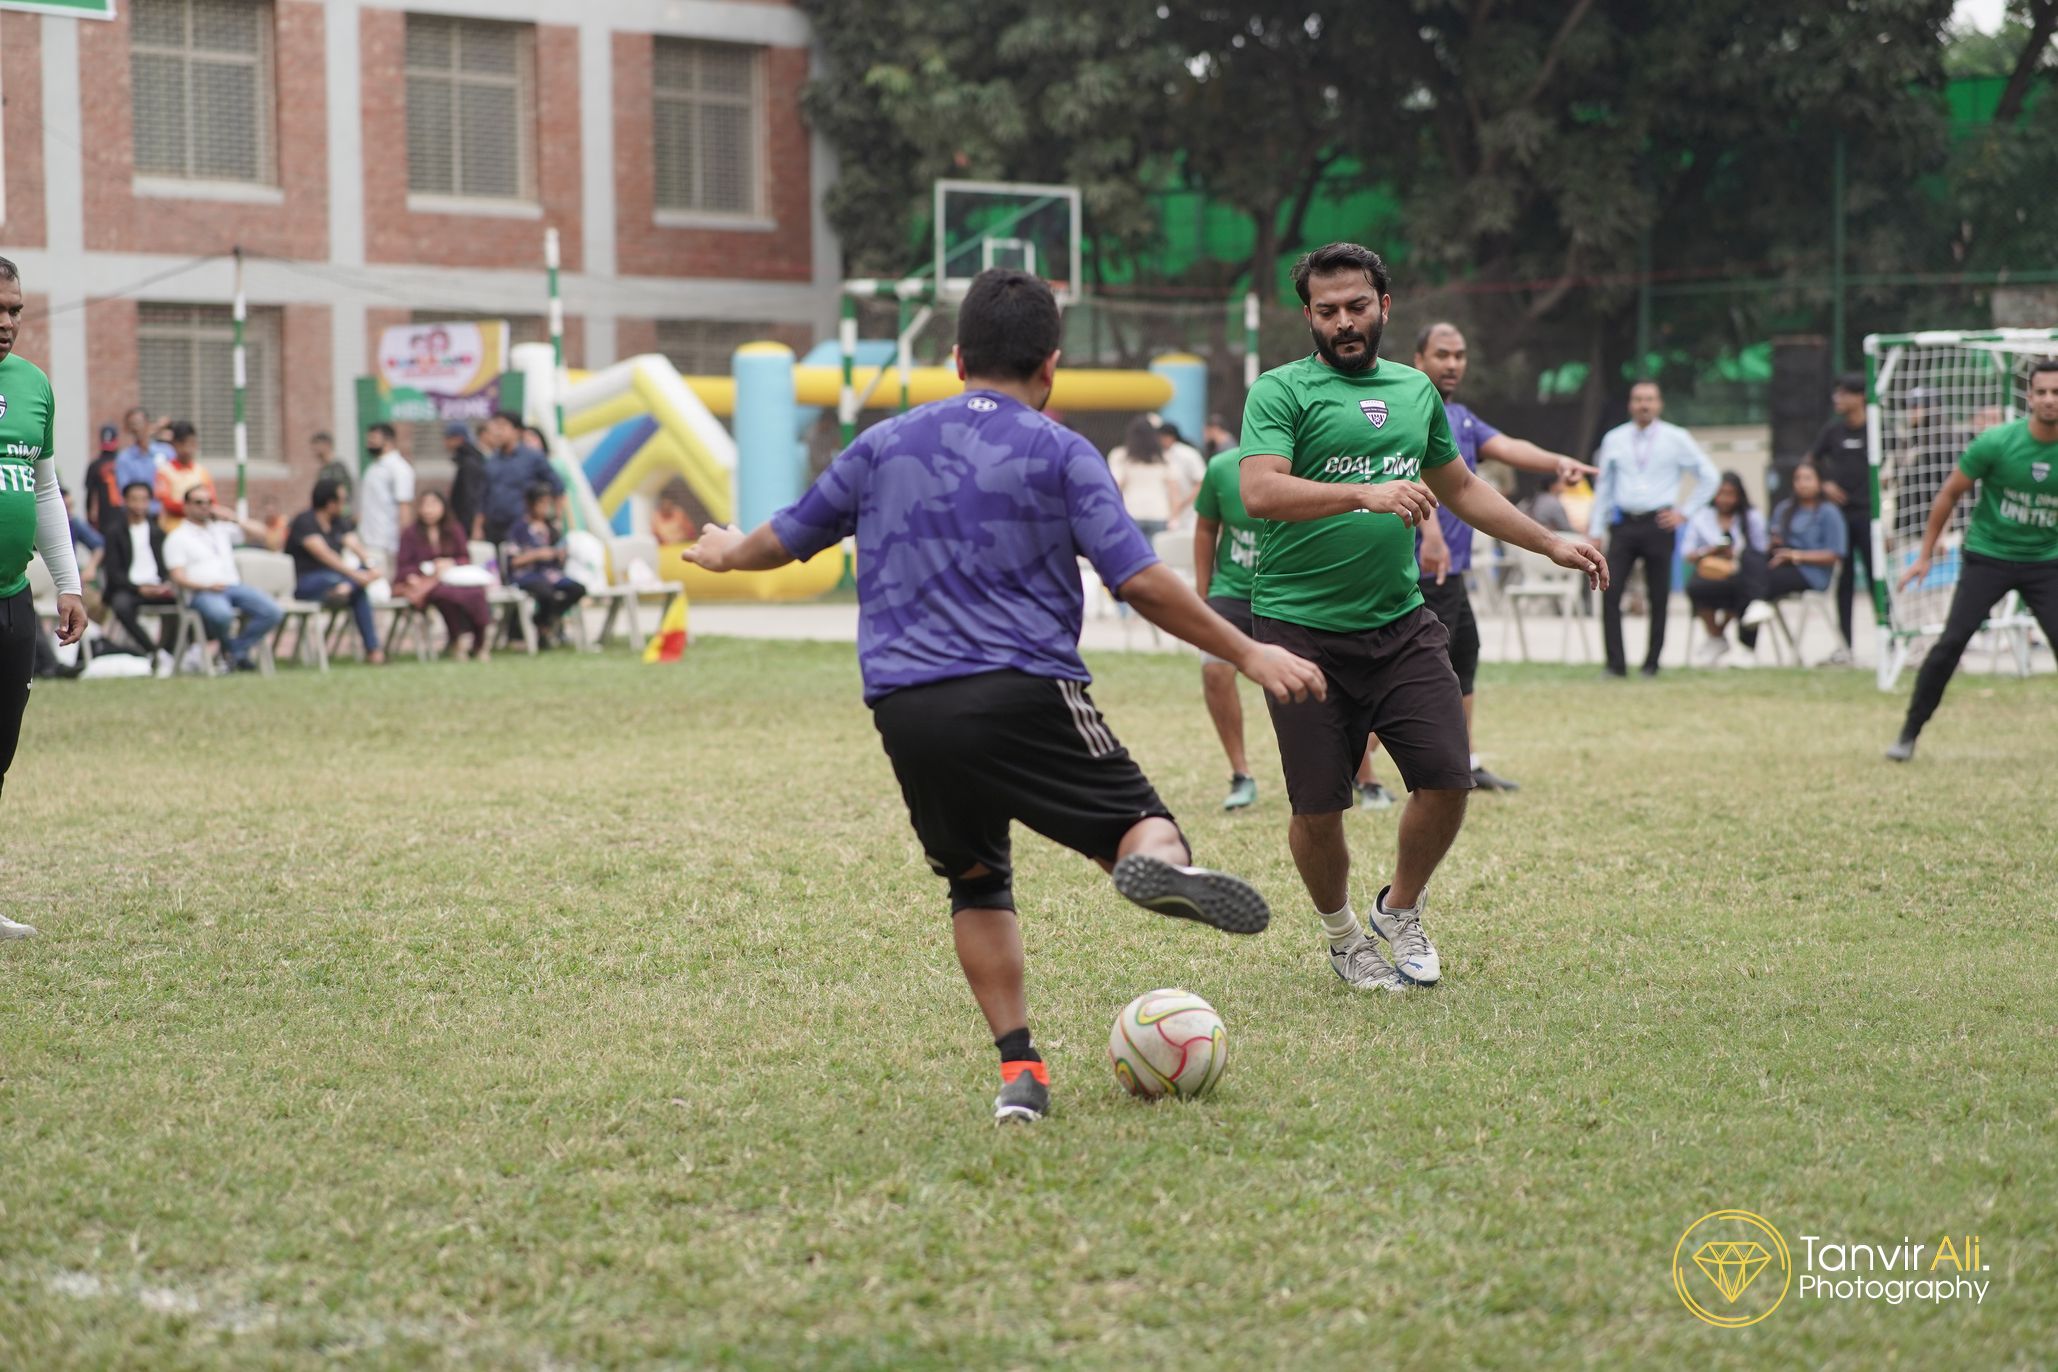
[288,477,385,665]
[153,420,217,531]
[1683,471,1771,664]
[394,489,492,661]
[101,480,177,672]
[1760,462,1849,621]
[163,488,284,673]
[1525,471,1575,533]
[505,482,585,646]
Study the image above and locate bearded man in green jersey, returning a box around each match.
[1886,357,2058,762]
[0,257,86,940]
[1240,243,1607,991]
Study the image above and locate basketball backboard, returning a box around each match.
[934,180,1082,304]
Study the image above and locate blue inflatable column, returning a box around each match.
[1150,353,1208,450]
[734,342,800,529]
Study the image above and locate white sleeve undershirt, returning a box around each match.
[32,456,82,597]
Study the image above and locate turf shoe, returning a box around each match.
[1471,765,1520,792]
[994,1061,1050,1123]
[1222,774,1258,811]
[0,914,37,939]
[1885,733,1918,762]
[1329,934,1408,992]
[1111,854,1270,934]
[1369,884,1441,985]
[1356,781,1396,811]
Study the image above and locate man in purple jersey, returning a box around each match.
[1409,323,1595,791]
[685,269,1324,1125]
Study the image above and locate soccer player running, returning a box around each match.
[1410,321,1596,791]
[1192,439,1267,809]
[1885,359,2058,762]
[1241,244,1606,991]
[685,269,1325,1123]
[0,257,86,940]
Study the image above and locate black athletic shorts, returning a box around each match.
[870,669,1180,889]
[1201,595,1252,666]
[1255,607,1475,813]
[1417,575,1481,695]
[0,589,34,801]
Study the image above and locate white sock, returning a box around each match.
[1319,902,1361,945]
[1468,752,1481,770]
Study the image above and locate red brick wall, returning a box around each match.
[616,318,658,359]
[362,12,584,271]
[78,0,329,258]
[2,15,46,249]
[613,36,811,281]
[85,300,141,445]
[15,292,49,385]
[280,303,332,492]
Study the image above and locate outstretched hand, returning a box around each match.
[1549,535,1609,591]
[1238,644,1327,704]
[1898,555,1930,591]
[683,524,746,573]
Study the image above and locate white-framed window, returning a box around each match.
[129,0,276,184]
[655,319,777,376]
[405,15,536,202]
[652,39,762,217]
[137,303,283,467]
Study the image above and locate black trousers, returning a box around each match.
[107,586,175,653]
[0,589,36,803]
[1602,513,1676,673]
[1836,511,1873,647]
[1903,552,2058,736]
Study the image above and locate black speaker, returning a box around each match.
[1769,335,1831,499]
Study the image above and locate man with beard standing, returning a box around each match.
[1240,243,1607,992]
[1411,321,1595,791]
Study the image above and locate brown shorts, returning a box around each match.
[1255,606,1475,813]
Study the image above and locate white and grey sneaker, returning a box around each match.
[1368,884,1440,985]
[0,913,39,939]
[1329,933,1408,992]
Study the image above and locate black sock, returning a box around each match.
[994,1027,1040,1063]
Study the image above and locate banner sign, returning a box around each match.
[376,321,509,423]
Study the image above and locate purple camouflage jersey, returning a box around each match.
[770,390,1159,702]
[1419,400,1501,574]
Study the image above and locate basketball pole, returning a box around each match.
[232,245,248,520]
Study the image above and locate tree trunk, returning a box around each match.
[1994,0,2058,127]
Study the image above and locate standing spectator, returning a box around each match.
[1809,373,1872,665]
[1763,461,1849,612]
[444,420,488,537]
[101,481,176,671]
[1590,379,1719,677]
[164,488,283,673]
[287,477,385,664]
[312,431,354,507]
[475,409,563,543]
[1155,418,1207,524]
[1682,471,1771,665]
[153,420,217,531]
[393,489,492,661]
[505,483,585,646]
[521,423,553,455]
[1202,412,1237,459]
[113,406,172,513]
[356,422,416,574]
[1107,415,1179,540]
[84,423,122,530]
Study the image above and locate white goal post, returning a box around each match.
[1864,328,2055,691]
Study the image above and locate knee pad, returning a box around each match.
[948,866,1015,914]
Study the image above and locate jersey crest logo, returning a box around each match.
[2033,461,2050,483]
[1359,398,1387,429]
[0,395,8,419]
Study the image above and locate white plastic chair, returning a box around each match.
[235,547,325,671]
[593,533,684,650]
[472,540,538,654]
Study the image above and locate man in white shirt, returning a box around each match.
[356,422,416,574]
[163,489,282,673]
[1589,379,1719,677]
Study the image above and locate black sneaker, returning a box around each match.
[1639,663,1661,678]
[1111,854,1270,934]
[994,1066,1049,1123]
[1471,765,1519,792]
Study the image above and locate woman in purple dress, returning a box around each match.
[394,489,492,660]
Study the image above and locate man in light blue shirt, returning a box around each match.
[1590,379,1719,676]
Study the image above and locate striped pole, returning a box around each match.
[232,246,248,519]
[838,292,859,447]
[896,294,913,413]
[1243,290,1260,392]
[545,227,566,441]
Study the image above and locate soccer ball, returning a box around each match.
[1108,988,1227,1100]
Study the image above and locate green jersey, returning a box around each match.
[1958,420,2058,563]
[1238,354,1459,633]
[0,352,56,599]
[1193,447,1261,601]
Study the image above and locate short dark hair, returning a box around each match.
[168,420,197,442]
[1834,372,1866,395]
[1629,377,1662,394]
[311,476,343,509]
[523,481,556,508]
[0,256,19,285]
[312,431,334,445]
[121,480,152,497]
[1413,321,1460,353]
[2030,358,2058,380]
[955,268,1061,382]
[369,422,397,442]
[1292,243,1390,305]
[491,408,523,429]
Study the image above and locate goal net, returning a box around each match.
[1864,328,2055,690]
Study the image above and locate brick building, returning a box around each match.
[0,0,838,508]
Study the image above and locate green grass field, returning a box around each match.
[3,641,2053,1369]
